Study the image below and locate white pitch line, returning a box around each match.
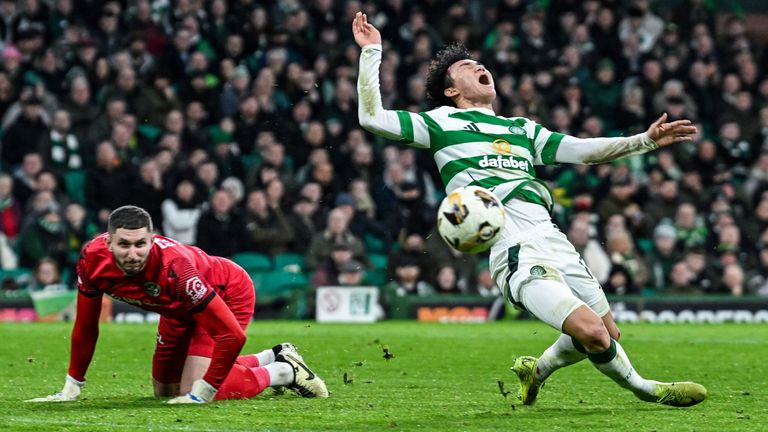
[5,417,287,432]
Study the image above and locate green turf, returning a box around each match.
[1,321,766,431]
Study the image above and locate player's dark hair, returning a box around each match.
[108,205,153,233]
[425,43,472,107]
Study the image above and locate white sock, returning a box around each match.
[255,349,276,366]
[536,333,588,382]
[589,339,657,401]
[264,362,294,387]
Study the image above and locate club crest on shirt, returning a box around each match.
[530,265,546,276]
[508,126,526,135]
[185,277,206,303]
[144,282,161,297]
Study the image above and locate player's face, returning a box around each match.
[108,228,153,275]
[446,59,496,104]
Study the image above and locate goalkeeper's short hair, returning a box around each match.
[425,43,472,108]
[108,205,153,233]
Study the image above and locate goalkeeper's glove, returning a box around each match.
[167,379,217,404]
[25,375,85,402]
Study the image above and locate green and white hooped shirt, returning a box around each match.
[357,44,658,234]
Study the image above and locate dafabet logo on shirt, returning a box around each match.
[478,155,529,171]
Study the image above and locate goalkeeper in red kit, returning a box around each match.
[27,205,328,404]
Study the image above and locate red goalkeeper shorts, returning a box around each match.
[153,267,255,383]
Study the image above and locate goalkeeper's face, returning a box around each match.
[108,227,153,275]
[446,59,496,104]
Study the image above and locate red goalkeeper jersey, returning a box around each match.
[76,233,245,317]
[69,233,253,388]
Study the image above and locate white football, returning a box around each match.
[436,186,506,254]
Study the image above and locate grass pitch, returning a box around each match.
[1,321,766,431]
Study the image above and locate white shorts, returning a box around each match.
[489,223,610,329]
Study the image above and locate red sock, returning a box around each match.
[214,364,271,400]
[235,354,261,368]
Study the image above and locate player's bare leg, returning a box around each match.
[153,380,179,397]
[512,280,706,406]
[563,305,706,406]
[179,344,328,399]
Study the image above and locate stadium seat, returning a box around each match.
[250,270,309,302]
[364,234,386,254]
[365,269,388,287]
[231,252,272,272]
[273,253,305,272]
[63,170,87,205]
[241,154,262,172]
[368,253,388,270]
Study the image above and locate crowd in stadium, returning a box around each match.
[0,0,766,302]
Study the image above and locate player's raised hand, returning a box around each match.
[25,375,84,402]
[352,12,381,48]
[646,113,697,148]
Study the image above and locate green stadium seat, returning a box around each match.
[273,253,305,272]
[364,234,386,254]
[365,269,388,287]
[241,154,262,172]
[231,252,272,272]
[64,170,87,205]
[368,253,388,270]
[250,270,309,303]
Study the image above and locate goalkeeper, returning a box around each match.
[353,12,706,407]
[28,205,328,404]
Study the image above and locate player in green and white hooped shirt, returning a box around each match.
[353,12,706,407]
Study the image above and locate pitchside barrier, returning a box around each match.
[2,289,768,323]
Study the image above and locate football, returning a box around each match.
[436,186,506,254]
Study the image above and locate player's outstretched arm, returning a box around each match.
[645,113,697,148]
[26,292,102,402]
[26,375,86,402]
[352,11,381,47]
[167,295,245,404]
[547,113,697,165]
[354,12,431,148]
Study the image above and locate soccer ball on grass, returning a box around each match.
[436,186,505,254]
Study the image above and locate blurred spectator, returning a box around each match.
[240,189,293,256]
[286,196,320,255]
[86,141,132,226]
[311,242,355,288]
[672,202,707,250]
[195,189,241,257]
[161,179,201,244]
[17,206,68,269]
[567,217,611,284]
[2,90,49,168]
[0,173,23,244]
[337,259,366,287]
[665,261,702,295]
[476,266,500,298]
[584,59,621,127]
[305,207,366,271]
[29,257,64,291]
[603,264,637,295]
[721,263,745,297]
[434,265,462,295]
[605,229,649,288]
[12,152,44,207]
[646,224,681,291]
[63,202,98,267]
[129,159,164,230]
[37,109,82,172]
[383,255,435,298]
[619,0,664,53]
[645,176,681,227]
